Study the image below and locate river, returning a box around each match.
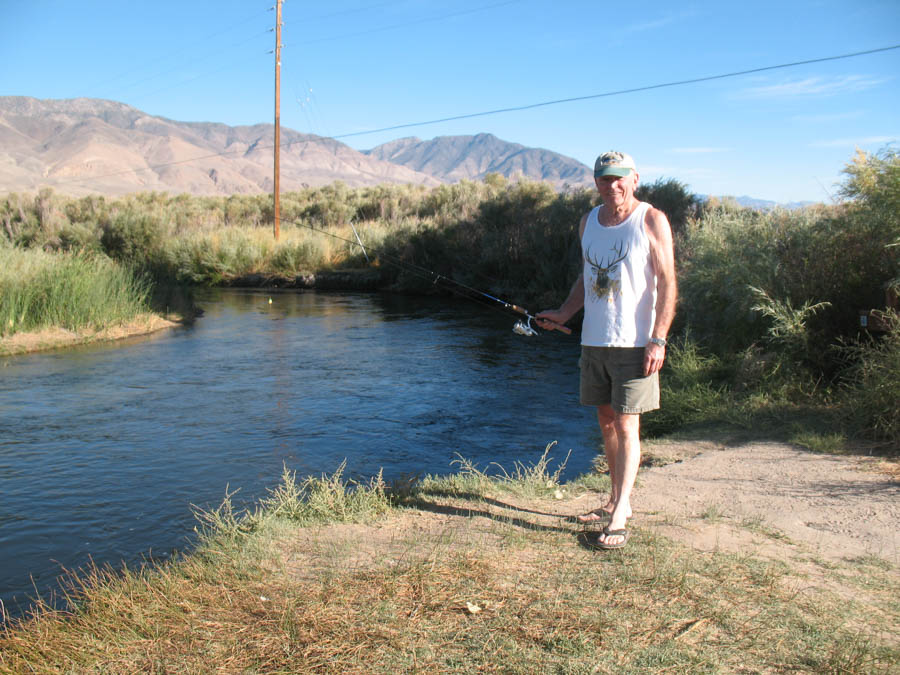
[0,289,598,618]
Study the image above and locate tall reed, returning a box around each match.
[0,246,151,336]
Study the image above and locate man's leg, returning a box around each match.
[597,405,619,513]
[599,411,640,547]
[577,405,621,522]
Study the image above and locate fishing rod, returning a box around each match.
[292,219,572,337]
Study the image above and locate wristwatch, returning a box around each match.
[648,337,667,347]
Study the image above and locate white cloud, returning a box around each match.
[809,135,897,148]
[622,8,699,35]
[625,16,676,33]
[738,75,888,99]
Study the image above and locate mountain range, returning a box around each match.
[363,134,593,187]
[0,96,813,208]
[0,96,592,197]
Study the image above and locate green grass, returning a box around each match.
[0,246,151,337]
[420,441,573,500]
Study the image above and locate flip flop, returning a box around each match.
[595,526,629,550]
[576,508,611,524]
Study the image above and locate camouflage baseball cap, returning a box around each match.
[594,151,636,178]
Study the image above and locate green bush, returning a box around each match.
[100,210,166,264]
[837,312,900,448]
[635,177,699,237]
[678,149,898,381]
[269,239,326,273]
[643,336,732,437]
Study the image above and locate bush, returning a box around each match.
[100,210,166,265]
[643,336,732,437]
[837,313,900,449]
[635,177,699,237]
[678,148,898,381]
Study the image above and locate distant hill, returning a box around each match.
[730,195,819,211]
[1,97,819,208]
[364,133,594,189]
[0,96,440,196]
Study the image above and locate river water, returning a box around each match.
[0,289,598,617]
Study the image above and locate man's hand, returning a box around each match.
[643,341,666,376]
[535,310,568,333]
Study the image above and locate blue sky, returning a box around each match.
[1,0,898,203]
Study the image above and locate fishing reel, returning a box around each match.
[512,317,539,337]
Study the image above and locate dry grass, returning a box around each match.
[1,463,897,674]
[0,313,180,356]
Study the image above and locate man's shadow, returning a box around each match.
[399,490,610,551]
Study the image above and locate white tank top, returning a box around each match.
[581,201,656,347]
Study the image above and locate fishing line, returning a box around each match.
[347,221,370,263]
[289,219,570,336]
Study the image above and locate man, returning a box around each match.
[537,151,676,549]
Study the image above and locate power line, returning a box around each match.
[331,45,900,140]
[50,44,900,187]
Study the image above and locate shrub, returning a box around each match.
[837,312,900,449]
[100,210,166,265]
[635,177,699,237]
[269,238,327,273]
[642,335,732,437]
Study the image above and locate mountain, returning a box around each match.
[0,97,440,196]
[731,195,818,211]
[364,133,594,189]
[1,97,816,208]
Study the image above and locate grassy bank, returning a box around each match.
[0,246,152,338]
[1,452,896,673]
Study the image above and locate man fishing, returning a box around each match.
[537,150,677,550]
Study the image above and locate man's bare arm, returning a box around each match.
[536,273,584,329]
[643,206,677,375]
[536,212,589,330]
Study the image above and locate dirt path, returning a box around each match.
[570,439,900,565]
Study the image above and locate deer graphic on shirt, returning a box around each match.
[585,240,629,301]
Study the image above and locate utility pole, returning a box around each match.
[273,0,282,240]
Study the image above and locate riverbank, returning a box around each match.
[2,440,896,673]
[0,312,182,356]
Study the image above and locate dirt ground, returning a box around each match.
[570,438,900,566]
[286,438,898,595]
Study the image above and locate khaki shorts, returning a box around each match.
[580,346,659,414]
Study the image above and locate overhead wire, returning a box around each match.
[329,45,900,140]
[292,1,408,23]
[49,43,900,187]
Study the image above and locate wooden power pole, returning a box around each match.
[273,0,282,240]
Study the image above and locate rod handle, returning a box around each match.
[543,320,572,335]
